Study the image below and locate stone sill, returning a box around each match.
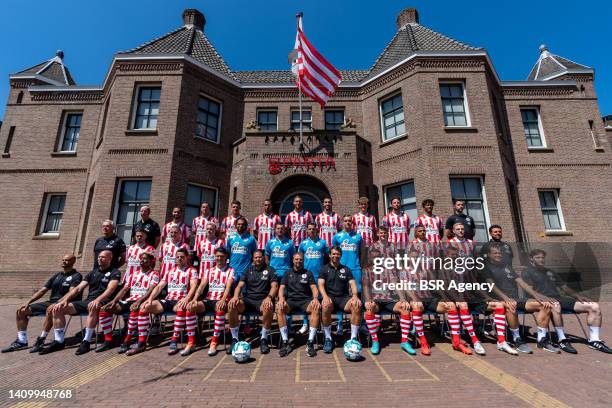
[125,129,158,136]
[528,147,554,153]
[444,126,478,133]
[32,234,60,240]
[380,134,408,148]
[543,230,573,237]
[51,151,77,157]
[1,152,9,158]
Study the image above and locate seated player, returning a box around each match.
[99,252,160,354]
[276,253,321,357]
[2,254,82,353]
[40,250,121,355]
[522,249,611,354]
[159,225,190,279]
[140,248,198,356]
[187,247,235,356]
[228,250,278,354]
[319,247,362,353]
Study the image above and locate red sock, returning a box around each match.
[186,311,197,345]
[447,310,461,347]
[494,308,506,343]
[411,310,428,346]
[124,311,138,343]
[365,312,379,342]
[213,312,225,339]
[172,310,186,342]
[137,311,150,344]
[99,311,114,342]
[400,314,412,343]
[459,308,479,345]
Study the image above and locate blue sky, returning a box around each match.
[1,0,611,120]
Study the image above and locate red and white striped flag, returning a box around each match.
[293,13,342,107]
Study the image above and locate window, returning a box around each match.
[325,110,344,130]
[196,95,222,142]
[291,109,312,131]
[257,110,277,131]
[450,177,490,242]
[440,83,468,127]
[132,86,160,130]
[185,184,218,226]
[280,193,322,222]
[40,194,66,235]
[538,190,565,231]
[113,179,151,244]
[380,93,405,141]
[521,108,545,148]
[58,113,82,152]
[384,181,417,239]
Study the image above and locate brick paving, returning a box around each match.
[1,298,611,407]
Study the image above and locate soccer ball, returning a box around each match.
[343,339,362,361]
[232,341,251,363]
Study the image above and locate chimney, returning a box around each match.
[182,9,206,30]
[396,7,419,28]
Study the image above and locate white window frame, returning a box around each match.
[520,106,547,149]
[324,109,345,130]
[112,178,152,244]
[290,109,312,131]
[449,175,492,242]
[57,111,83,152]
[382,180,418,239]
[195,93,223,144]
[130,84,161,130]
[185,182,219,226]
[538,189,566,231]
[379,92,406,142]
[256,109,278,131]
[440,81,471,128]
[39,193,66,236]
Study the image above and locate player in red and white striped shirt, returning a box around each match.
[197,223,225,279]
[353,196,377,247]
[381,197,411,252]
[188,247,235,356]
[315,197,342,248]
[192,201,219,255]
[369,226,398,259]
[409,224,441,261]
[123,228,156,285]
[142,248,198,356]
[414,199,444,244]
[161,207,191,246]
[285,195,314,249]
[219,200,247,241]
[158,225,190,280]
[445,223,475,257]
[253,199,281,250]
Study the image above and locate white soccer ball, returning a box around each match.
[232,341,251,363]
[343,339,362,361]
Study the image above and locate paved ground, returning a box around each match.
[1,298,611,408]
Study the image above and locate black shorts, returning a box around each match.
[159,299,178,313]
[243,297,268,314]
[29,301,54,316]
[329,295,351,313]
[515,298,529,312]
[374,300,397,314]
[554,296,577,312]
[287,299,312,315]
[466,300,488,315]
[204,300,220,313]
[421,298,440,314]
[117,300,136,314]
[71,300,94,315]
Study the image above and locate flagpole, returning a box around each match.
[296,12,304,152]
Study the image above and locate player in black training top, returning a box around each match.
[228,250,278,354]
[276,252,320,358]
[2,254,82,353]
[39,250,121,356]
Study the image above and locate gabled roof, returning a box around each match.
[12,51,76,85]
[527,45,593,81]
[233,69,369,84]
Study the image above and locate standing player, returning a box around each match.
[316,197,342,249]
[228,250,278,354]
[161,207,191,246]
[265,223,294,279]
[445,223,475,258]
[123,228,155,286]
[253,199,281,250]
[381,197,411,253]
[219,200,246,241]
[159,226,190,279]
[226,217,258,280]
[131,205,161,247]
[353,196,377,247]
[197,223,225,280]
[331,216,365,293]
[188,248,235,356]
[409,224,440,261]
[370,226,397,259]
[276,253,321,357]
[94,220,126,270]
[319,247,362,353]
[192,202,219,255]
[444,199,475,240]
[414,199,443,243]
[285,195,314,250]
[2,255,82,353]
[141,248,198,356]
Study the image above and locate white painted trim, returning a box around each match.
[379,91,406,143]
[185,182,220,222]
[449,176,491,242]
[439,81,471,128]
[501,80,577,87]
[39,193,66,235]
[9,74,66,87]
[538,189,566,231]
[521,106,547,149]
[57,111,83,153]
[256,108,279,131]
[195,93,223,144]
[130,84,162,130]
[112,178,152,235]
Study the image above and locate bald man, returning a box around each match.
[2,254,82,353]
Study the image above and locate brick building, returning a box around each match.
[1,7,611,296]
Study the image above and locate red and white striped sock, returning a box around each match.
[137,311,150,344]
[365,312,379,342]
[124,311,138,343]
[411,310,428,346]
[99,311,114,342]
[447,310,461,346]
[459,308,479,345]
[213,311,225,339]
[494,308,507,343]
[400,314,412,343]
[171,310,186,342]
[186,312,197,345]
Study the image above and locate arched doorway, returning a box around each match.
[270,175,330,221]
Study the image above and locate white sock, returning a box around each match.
[537,327,548,342]
[323,325,332,340]
[351,324,359,340]
[510,328,521,341]
[589,326,600,342]
[280,326,289,341]
[84,328,95,342]
[17,331,27,343]
[230,326,239,340]
[302,317,308,327]
[309,327,317,342]
[555,326,566,341]
[40,330,49,339]
[54,328,65,343]
[261,327,270,340]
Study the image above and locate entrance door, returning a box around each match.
[279,192,322,222]
[270,175,331,222]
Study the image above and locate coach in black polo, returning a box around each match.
[94,220,126,269]
[444,199,475,240]
[131,205,161,247]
